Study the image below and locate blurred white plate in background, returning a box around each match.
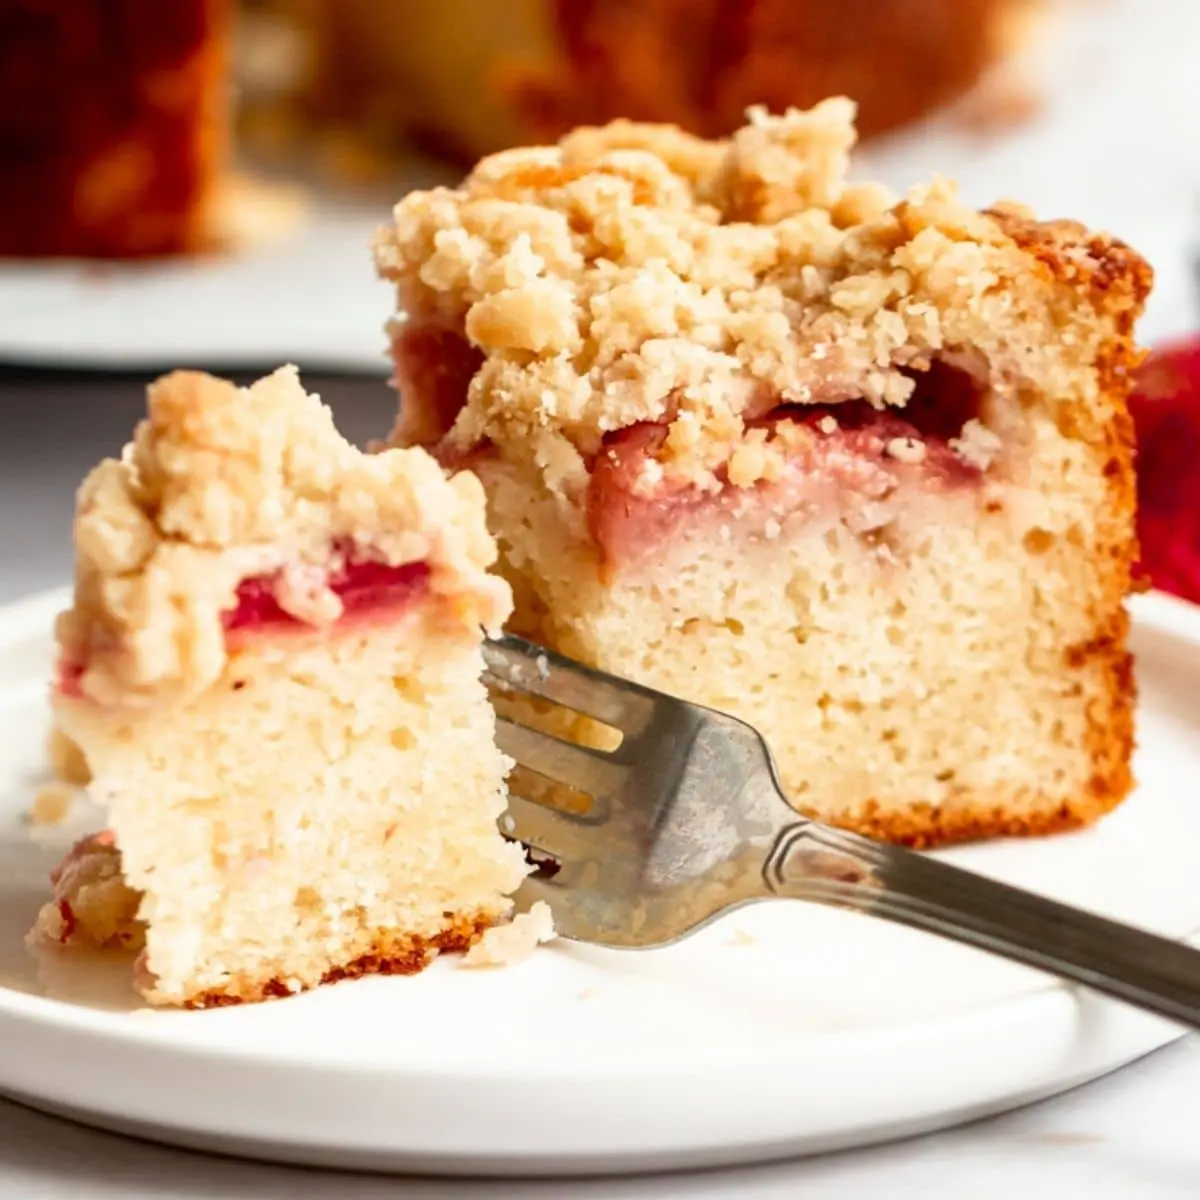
[0,0,1193,374]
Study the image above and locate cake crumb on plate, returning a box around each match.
[47,726,90,785]
[26,781,77,827]
[463,902,556,967]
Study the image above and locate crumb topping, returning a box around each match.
[27,831,144,951]
[57,366,511,708]
[375,100,1150,492]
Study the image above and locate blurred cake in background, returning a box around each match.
[0,0,1042,258]
[0,0,233,258]
[242,0,1041,171]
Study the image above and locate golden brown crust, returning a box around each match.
[993,212,1147,848]
[842,217,1145,850]
[984,207,1155,329]
[829,787,1127,850]
[830,216,1147,849]
[180,911,495,1008]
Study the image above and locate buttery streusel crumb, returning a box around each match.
[949,419,1004,471]
[375,99,1149,495]
[885,437,927,465]
[58,365,508,709]
[27,832,144,950]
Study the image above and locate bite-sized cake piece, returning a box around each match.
[31,832,142,949]
[30,366,529,1006]
[375,99,1152,848]
[0,0,231,258]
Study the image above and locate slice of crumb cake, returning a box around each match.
[30,366,529,1006]
[374,99,1152,849]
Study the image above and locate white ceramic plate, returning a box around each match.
[1,587,1200,1177]
[0,0,1195,373]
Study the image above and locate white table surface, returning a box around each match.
[3,373,1199,1198]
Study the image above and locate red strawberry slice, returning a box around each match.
[1129,336,1200,603]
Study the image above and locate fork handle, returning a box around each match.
[764,823,1200,1030]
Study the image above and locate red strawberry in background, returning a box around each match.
[1128,335,1200,603]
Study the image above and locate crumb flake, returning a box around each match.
[462,901,556,967]
[27,831,143,951]
[26,781,77,827]
[47,726,90,785]
[885,436,927,464]
[949,419,1003,471]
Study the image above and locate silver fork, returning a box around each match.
[484,632,1200,1030]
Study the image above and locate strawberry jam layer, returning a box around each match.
[388,321,995,571]
[223,556,431,634]
[57,555,432,699]
[590,362,989,571]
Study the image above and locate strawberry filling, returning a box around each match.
[222,556,431,634]
[57,553,431,698]
[389,324,996,569]
[57,659,86,699]
[590,362,990,569]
